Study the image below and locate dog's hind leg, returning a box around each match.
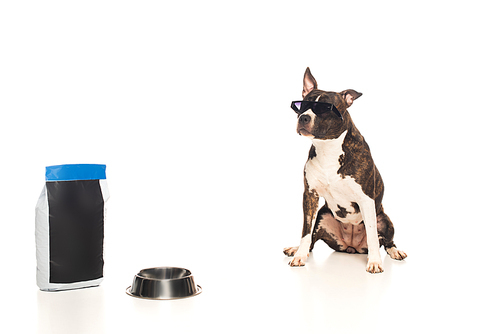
[283,209,325,257]
[283,246,298,257]
[376,207,407,260]
[284,205,337,258]
[310,205,345,253]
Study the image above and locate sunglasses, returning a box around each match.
[291,101,343,120]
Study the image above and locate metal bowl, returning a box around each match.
[126,267,202,300]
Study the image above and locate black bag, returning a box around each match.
[35,164,109,291]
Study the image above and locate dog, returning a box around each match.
[283,68,407,273]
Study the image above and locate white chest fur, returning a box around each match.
[305,130,365,225]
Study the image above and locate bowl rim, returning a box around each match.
[135,266,193,281]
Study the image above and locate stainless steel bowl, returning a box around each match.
[126,267,202,300]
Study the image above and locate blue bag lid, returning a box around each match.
[46,164,107,181]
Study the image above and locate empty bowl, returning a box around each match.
[126,267,202,300]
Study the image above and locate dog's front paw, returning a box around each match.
[387,247,407,260]
[366,259,384,274]
[283,246,299,257]
[289,255,308,267]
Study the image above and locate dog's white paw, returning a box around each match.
[289,255,308,267]
[283,246,299,257]
[387,247,407,260]
[366,259,384,274]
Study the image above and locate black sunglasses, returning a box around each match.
[291,101,343,120]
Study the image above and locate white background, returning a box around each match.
[1,1,499,333]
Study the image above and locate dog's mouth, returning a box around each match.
[297,127,312,137]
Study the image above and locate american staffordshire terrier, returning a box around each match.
[283,68,407,273]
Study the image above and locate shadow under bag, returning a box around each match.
[35,164,110,291]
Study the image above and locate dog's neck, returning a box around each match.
[311,130,348,167]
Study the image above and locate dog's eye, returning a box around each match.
[313,105,330,114]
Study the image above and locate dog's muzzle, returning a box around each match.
[299,114,311,125]
[297,114,313,136]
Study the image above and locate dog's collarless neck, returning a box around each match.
[311,130,347,147]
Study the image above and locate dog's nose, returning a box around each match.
[299,114,311,125]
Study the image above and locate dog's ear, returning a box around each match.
[302,67,317,98]
[340,89,362,108]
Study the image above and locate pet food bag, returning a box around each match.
[35,164,110,291]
